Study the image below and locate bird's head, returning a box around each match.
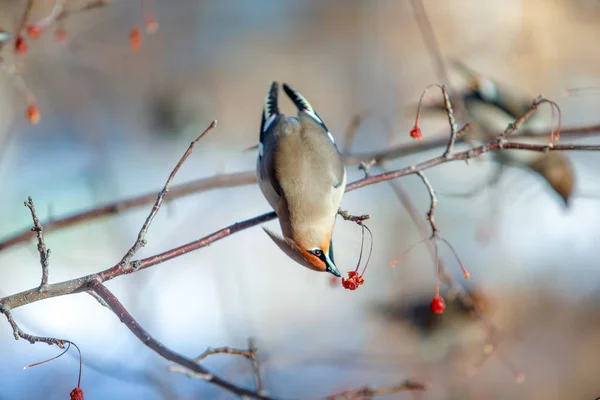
[263,227,341,277]
[451,60,499,104]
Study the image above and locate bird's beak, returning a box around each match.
[324,253,341,277]
[326,263,341,277]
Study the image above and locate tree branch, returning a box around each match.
[3,97,594,398]
[0,124,598,253]
[117,120,217,270]
[1,139,598,312]
[320,380,426,400]
[168,339,265,396]
[343,123,600,165]
[88,280,274,400]
[248,337,265,395]
[0,170,257,252]
[1,308,67,348]
[24,197,50,289]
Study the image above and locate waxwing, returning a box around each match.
[256,81,346,277]
[453,61,574,207]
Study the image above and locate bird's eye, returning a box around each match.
[311,249,323,257]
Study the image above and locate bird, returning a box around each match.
[452,61,575,207]
[256,81,346,277]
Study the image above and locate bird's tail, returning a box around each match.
[260,81,280,141]
[282,82,316,114]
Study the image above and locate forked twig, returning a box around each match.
[117,120,217,270]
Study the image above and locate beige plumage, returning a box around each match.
[257,82,346,276]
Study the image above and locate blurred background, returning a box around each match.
[1,0,600,399]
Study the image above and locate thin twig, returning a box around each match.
[15,0,35,44]
[194,346,254,363]
[415,171,437,237]
[29,0,66,29]
[409,0,465,121]
[88,280,274,400]
[441,85,458,157]
[24,197,50,289]
[382,165,453,286]
[248,338,265,395]
[117,120,217,270]
[320,380,426,400]
[0,170,257,252]
[86,290,110,309]
[1,309,67,348]
[55,0,111,23]
[499,95,545,141]
[337,209,370,225]
[168,346,254,378]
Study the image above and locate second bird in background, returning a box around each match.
[256,82,346,277]
[425,62,575,208]
[455,61,574,208]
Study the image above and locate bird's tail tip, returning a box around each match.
[282,82,315,113]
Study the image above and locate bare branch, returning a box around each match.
[248,338,265,395]
[1,308,67,348]
[337,209,370,225]
[0,170,256,252]
[1,138,598,312]
[168,345,253,379]
[55,0,111,23]
[0,123,598,253]
[343,123,600,166]
[15,0,34,47]
[383,167,454,285]
[88,280,274,400]
[117,120,217,270]
[409,0,465,121]
[86,290,110,309]
[346,140,600,192]
[24,197,50,289]
[416,171,438,237]
[440,85,458,157]
[28,0,66,30]
[194,346,254,363]
[320,380,426,400]
[500,95,545,141]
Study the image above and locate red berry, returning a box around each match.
[341,270,365,291]
[410,125,422,140]
[15,36,27,55]
[25,25,42,39]
[70,387,84,400]
[26,104,40,125]
[341,277,356,290]
[129,28,141,52]
[430,296,445,314]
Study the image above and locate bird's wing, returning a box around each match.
[282,82,345,189]
[257,81,284,207]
